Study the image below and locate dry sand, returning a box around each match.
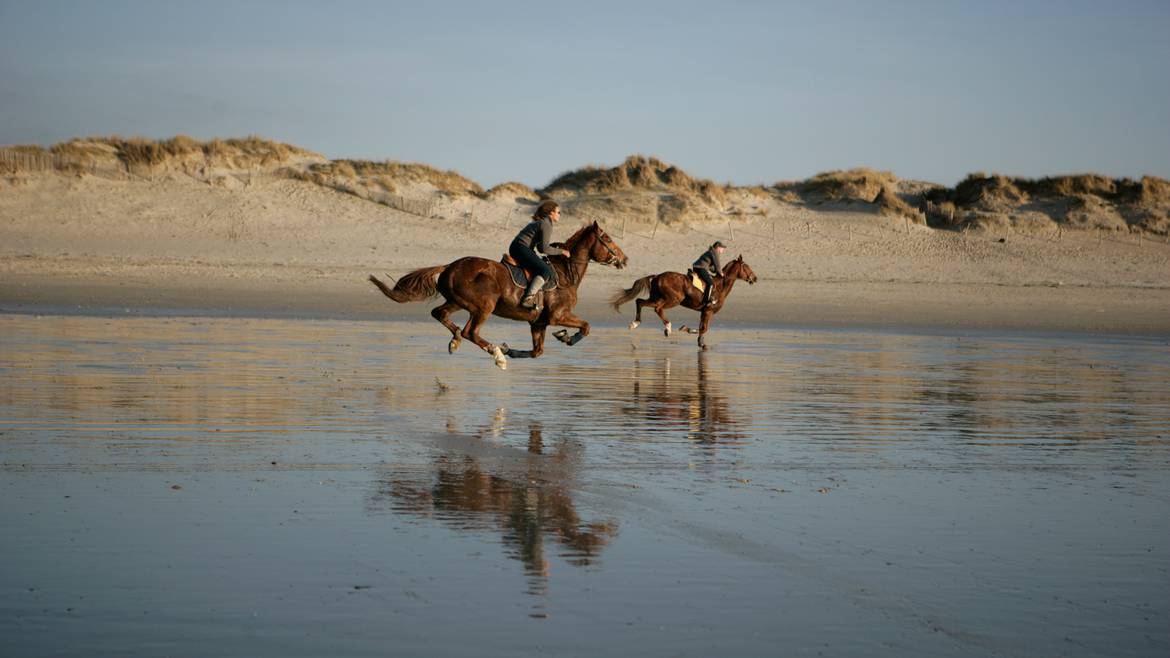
[2,172,1168,334]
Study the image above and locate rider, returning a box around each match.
[692,240,727,308]
[510,200,570,309]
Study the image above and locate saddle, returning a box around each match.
[688,269,706,293]
[501,253,558,291]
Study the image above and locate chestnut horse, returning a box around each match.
[610,256,757,349]
[369,221,627,370]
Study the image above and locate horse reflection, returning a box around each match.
[371,419,617,603]
[625,351,748,447]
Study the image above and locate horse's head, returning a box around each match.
[586,221,628,269]
[729,255,758,284]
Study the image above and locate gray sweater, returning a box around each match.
[693,247,723,276]
[511,218,561,256]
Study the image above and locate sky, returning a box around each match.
[1,0,1168,188]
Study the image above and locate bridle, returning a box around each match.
[561,227,622,286]
[593,231,622,267]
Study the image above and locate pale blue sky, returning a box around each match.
[1,0,1167,187]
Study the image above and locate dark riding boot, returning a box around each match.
[702,285,714,309]
[521,276,545,309]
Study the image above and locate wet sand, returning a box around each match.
[3,267,1169,335]
[2,314,1168,656]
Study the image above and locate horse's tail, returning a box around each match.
[610,275,653,311]
[368,266,444,303]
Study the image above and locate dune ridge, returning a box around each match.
[3,136,1168,235]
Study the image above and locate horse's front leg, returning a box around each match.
[504,322,548,358]
[696,308,714,350]
[552,312,590,346]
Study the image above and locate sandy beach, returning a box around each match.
[2,165,1168,334]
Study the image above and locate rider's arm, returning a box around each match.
[536,218,562,256]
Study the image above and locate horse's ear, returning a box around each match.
[592,220,599,228]
[736,254,744,261]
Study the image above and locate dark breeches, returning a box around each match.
[697,269,714,289]
[509,243,553,281]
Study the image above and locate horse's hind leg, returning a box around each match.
[431,301,463,353]
[461,306,507,369]
[654,303,673,337]
[630,298,650,330]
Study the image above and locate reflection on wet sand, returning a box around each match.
[622,351,749,447]
[3,315,1168,654]
[371,417,617,610]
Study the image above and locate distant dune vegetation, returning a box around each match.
[2,136,1167,235]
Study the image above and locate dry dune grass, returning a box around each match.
[1133,176,1170,206]
[791,168,901,204]
[874,184,926,224]
[1020,174,1118,198]
[541,155,740,226]
[770,168,924,222]
[76,135,312,169]
[952,172,1170,209]
[481,181,539,202]
[3,135,1169,234]
[282,159,484,217]
[305,159,484,196]
[544,155,730,206]
[954,173,1029,210]
[1,135,315,176]
[942,172,1170,233]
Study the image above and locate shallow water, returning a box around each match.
[1,313,1168,657]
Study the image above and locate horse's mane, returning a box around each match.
[721,257,742,276]
[562,222,596,249]
[546,223,599,285]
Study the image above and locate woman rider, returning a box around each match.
[692,240,727,308]
[510,200,570,309]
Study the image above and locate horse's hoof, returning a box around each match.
[491,346,507,370]
[553,329,569,343]
[664,322,672,337]
[628,321,640,330]
[448,339,459,354]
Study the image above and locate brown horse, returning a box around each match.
[610,256,757,349]
[369,221,627,369]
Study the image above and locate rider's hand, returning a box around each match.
[562,249,570,257]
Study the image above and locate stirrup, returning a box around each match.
[521,294,540,310]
